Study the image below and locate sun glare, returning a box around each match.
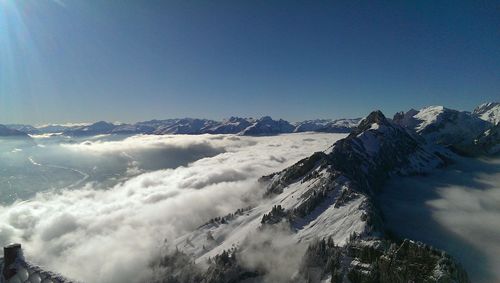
[0,0,41,121]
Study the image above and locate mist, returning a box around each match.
[238,224,308,283]
[379,156,500,283]
[0,133,346,283]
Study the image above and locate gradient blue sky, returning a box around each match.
[0,0,498,124]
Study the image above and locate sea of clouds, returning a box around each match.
[0,133,345,283]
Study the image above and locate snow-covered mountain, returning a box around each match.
[240,116,295,136]
[205,117,255,134]
[293,118,362,133]
[473,102,500,125]
[393,105,492,154]
[151,110,468,282]
[149,118,218,135]
[5,103,498,140]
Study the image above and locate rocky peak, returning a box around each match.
[392,109,418,127]
[353,110,391,134]
[259,116,273,122]
[88,121,116,130]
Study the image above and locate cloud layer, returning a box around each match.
[0,133,345,283]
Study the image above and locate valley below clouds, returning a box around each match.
[0,133,345,283]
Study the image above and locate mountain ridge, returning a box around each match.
[153,109,475,282]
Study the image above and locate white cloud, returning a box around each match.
[238,224,307,283]
[427,165,500,282]
[0,133,345,283]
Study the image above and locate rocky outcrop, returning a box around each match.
[0,243,77,283]
[300,237,469,283]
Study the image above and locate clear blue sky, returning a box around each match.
[0,0,498,124]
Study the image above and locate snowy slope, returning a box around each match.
[174,170,369,264]
[473,102,500,125]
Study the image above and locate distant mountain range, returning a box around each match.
[1,103,499,152]
[2,117,363,137]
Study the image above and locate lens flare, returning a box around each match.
[0,0,59,122]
